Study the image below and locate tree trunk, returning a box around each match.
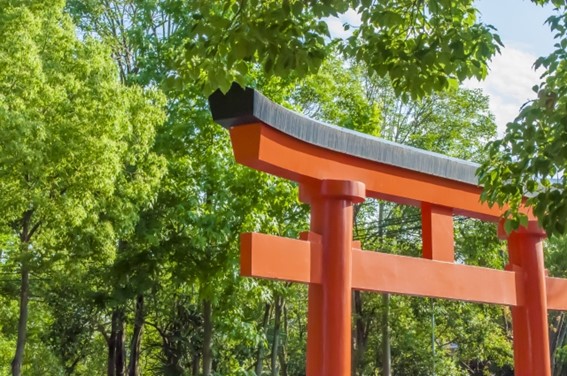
[381,293,391,376]
[551,312,567,376]
[255,304,271,375]
[271,296,284,376]
[128,294,144,376]
[202,299,213,376]
[191,348,200,376]
[109,309,126,376]
[278,304,289,376]
[11,264,29,376]
[108,312,117,376]
[353,290,368,375]
[116,309,126,376]
[376,202,392,376]
[11,211,36,376]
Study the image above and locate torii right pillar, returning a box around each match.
[500,221,551,376]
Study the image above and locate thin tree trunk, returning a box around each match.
[353,290,366,375]
[381,293,391,376]
[550,313,561,373]
[191,349,200,376]
[256,304,271,375]
[202,299,213,376]
[109,309,126,376]
[128,294,144,376]
[116,309,126,376]
[377,202,391,376]
[552,312,567,376]
[271,296,284,376]
[11,263,29,376]
[278,304,289,376]
[278,347,288,376]
[108,312,118,376]
[11,211,35,376]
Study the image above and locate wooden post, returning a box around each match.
[505,222,550,376]
[421,203,454,262]
[301,180,365,376]
[320,180,365,375]
[300,183,324,376]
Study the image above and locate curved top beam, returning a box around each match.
[209,83,479,186]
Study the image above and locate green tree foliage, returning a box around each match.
[68,0,501,96]
[546,236,567,376]
[70,0,567,236]
[477,3,567,235]
[0,0,165,373]
[65,2,311,375]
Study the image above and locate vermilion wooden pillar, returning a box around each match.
[320,180,365,374]
[421,203,454,262]
[301,180,366,376]
[504,222,550,376]
[300,184,324,376]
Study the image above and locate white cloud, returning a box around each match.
[325,9,361,39]
[464,44,542,135]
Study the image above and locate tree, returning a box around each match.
[132,0,566,236]
[68,0,567,235]
[66,3,313,375]
[162,0,501,97]
[0,1,164,374]
[478,4,567,236]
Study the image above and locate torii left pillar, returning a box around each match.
[300,180,366,376]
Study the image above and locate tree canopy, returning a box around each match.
[151,0,567,235]
[477,7,567,236]
[0,1,164,374]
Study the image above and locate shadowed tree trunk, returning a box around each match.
[116,309,126,376]
[108,313,117,376]
[551,312,567,376]
[11,263,29,376]
[256,304,271,375]
[381,293,391,376]
[128,294,144,376]
[271,296,284,376]
[353,290,367,375]
[376,202,391,376]
[278,304,289,376]
[202,299,213,376]
[11,210,37,376]
[191,348,200,376]
[109,309,126,376]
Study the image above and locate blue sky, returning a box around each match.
[465,0,559,132]
[475,0,556,56]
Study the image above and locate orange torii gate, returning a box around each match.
[209,84,567,376]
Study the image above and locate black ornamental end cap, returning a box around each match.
[208,83,258,128]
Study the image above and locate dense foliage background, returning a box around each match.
[1,0,566,375]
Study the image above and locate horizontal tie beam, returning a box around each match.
[240,232,567,310]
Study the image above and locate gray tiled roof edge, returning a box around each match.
[209,83,480,186]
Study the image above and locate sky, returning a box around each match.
[465,0,557,133]
[326,1,560,134]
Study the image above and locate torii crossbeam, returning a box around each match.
[209,84,567,376]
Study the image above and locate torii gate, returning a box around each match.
[209,84,567,376]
